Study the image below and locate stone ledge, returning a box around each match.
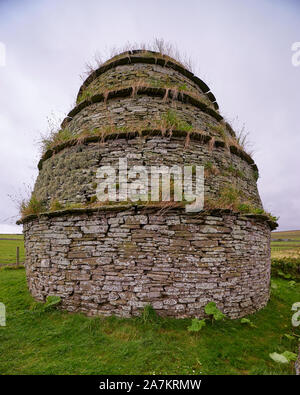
[61,86,222,130]
[37,129,258,174]
[17,204,278,230]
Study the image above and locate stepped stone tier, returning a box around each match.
[19,50,277,319]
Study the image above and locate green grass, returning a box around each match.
[0,268,299,375]
[0,234,25,265]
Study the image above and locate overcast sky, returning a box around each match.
[0,0,299,233]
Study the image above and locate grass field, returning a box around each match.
[271,230,300,258]
[0,234,25,265]
[0,233,299,375]
[0,267,299,375]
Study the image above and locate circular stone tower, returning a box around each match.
[19,50,277,318]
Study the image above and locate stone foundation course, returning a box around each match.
[23,207,271,319]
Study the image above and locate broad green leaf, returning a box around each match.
[204,302,226,321]
[214,311,225,321]
[188,318,206,332]
[44,296,61,311]
[282,351,297,362]
[204,301,217,315]
[45,295,61,306]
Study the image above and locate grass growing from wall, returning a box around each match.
[205,186,278,223]
[81,38,195,80]
[18,190,277,223]
[0,268,299,375]
[76,79,214,109]
[20,195,46,219]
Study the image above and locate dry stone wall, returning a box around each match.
[77,63,214,108]
[23,207,271,319]
[34,135,261,210]
[65,95,223,136]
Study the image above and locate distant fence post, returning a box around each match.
[16,246,19,266]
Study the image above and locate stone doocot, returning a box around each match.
[21,50,276,319]
[23,207,271,319]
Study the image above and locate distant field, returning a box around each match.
[0,234,23,240]
[271,230,300,258]
[0,234,25,265]
[272,230,300,240]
